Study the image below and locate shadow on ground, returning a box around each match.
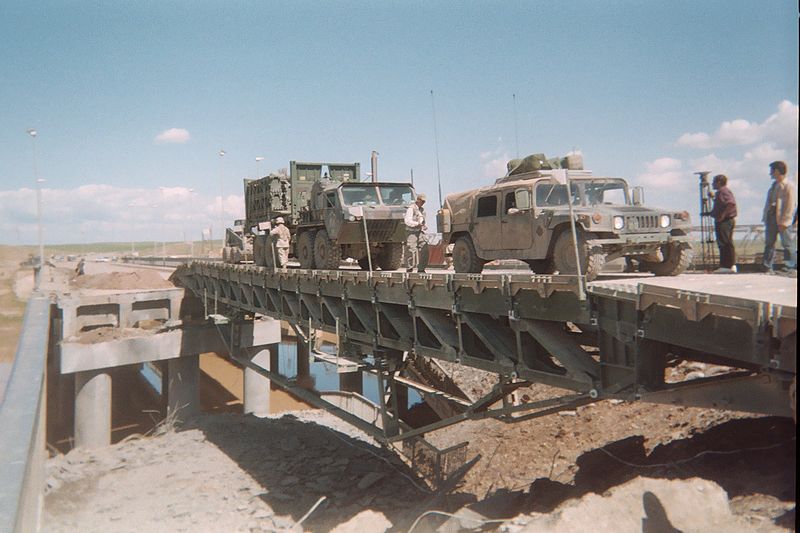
[183,413,435,532]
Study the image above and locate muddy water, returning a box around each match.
[141,340,421,414]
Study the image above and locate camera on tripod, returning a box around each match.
[696,171,717,267]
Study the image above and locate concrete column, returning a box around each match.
[243,344,278,417]
[74,369,112,449]
[339,370,363,395]
[166,355,200,418]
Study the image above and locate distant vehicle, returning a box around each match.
[224,160,416,270]
[221,219,253,264]
[437,153,693,280]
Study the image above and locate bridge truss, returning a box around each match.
[173,263,795,447]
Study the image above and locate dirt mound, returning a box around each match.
[71,270,174,290]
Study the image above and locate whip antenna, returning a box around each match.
[513,93,520,158]
[431,90,443,208]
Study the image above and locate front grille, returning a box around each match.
[625,215,659,232]
[366,220,401,241]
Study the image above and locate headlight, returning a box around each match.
[348,215,356,222]
[613,216,624,230]
[659,214,671,228]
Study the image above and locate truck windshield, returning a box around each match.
[580,180,629,206]
[341,186,381,206]
[536,180,629,207]
[378,185,415,205]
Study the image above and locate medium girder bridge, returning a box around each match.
[172,263,796,441]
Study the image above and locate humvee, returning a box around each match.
[437,154,693,279]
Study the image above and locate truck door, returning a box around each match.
[501,188,534,250]
[474,193,502,251]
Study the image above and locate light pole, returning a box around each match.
[159,187,167,264]
[255,156,264,179]
[218,150,226,250]
[27,128,44,287]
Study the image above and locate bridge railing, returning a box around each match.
[0,296,51,533]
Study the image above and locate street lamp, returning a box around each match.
[255,156,264,179]
[27,128,45,287]
[159,187,167,264]
[218,149,226,249]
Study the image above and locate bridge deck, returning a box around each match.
[589,273,796,308]
[172,262,796,418]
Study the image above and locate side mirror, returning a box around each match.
[632,187,644,206]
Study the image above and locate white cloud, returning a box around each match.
[636,101,798,223]
[479,149,512,180]
[675,100,798,150]
[0,184,242,245]
[154,128,191,144]
[636,157,688,190]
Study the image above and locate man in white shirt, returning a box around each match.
[269,217,291,269]
[404,193,428,272]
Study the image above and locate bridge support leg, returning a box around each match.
[166,355,199,419]
[296,341,314,390]
[243,344,279,417]
[74,369,111,449]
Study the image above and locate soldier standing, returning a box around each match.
[270,217,291,269]
[404,193,428,272]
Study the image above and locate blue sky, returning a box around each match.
[1,0,797,244]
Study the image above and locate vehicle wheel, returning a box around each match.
[357,257,372,270]
[222,246,230,263]
[314,230,342,270]
[378,243,404,270]
[552,231,605,280]
[452,236,483,273]
[641,242,693,276]
[297,231,316,269]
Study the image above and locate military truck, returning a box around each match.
[437,153,693,280]
[221,219,253,263]
[238,160,416,270]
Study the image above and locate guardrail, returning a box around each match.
[118,256,221,268]
[0,296,50,533]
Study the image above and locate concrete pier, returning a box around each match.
[74,370,112,449]
[166,355,200,418]
[53,285,281,448]
[243,345,278,417]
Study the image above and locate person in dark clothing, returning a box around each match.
[709,174,738,273]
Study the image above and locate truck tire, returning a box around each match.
[378,243,404,270]
[297,231,316,269]
[314,230,341,270]
[552,231,605,281]
[641,242,692,276]
[453,236,483,273]
[222,246,230,263]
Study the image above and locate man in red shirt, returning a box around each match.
[709,174,737,273]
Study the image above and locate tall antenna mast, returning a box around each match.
[513,93,520,158]
[431,90,443,208]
